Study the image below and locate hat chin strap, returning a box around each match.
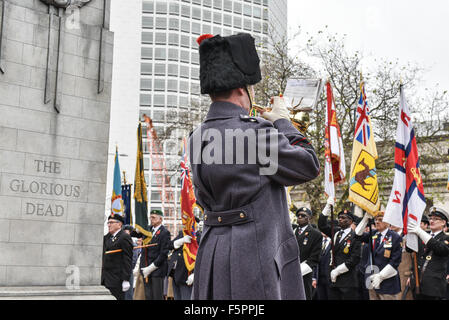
[244,85,254,113]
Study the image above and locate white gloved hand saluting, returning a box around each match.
[408,218,432,244]
[322,197,335,217]
[261,96,290,122]
[141,263,158,278]
[186,273,194,286]
[330,263,349,283]
[370,264,398,289]
[174,235,192,249]
[122,281,130,292]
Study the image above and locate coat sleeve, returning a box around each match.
[153,230,171,268]
[388,234,403,269]
[318,214,332,238]
[256,118,320,186]
[426,236,449,257]
[121,234,134,282]
[354,232,371,244]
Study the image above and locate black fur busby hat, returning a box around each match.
[197,33,261,94]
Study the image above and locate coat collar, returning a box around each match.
[205,101,248,121]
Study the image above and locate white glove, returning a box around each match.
[141,263,157,278]
[300,262,313,276]
[330,263,349,283]
[408,218,432,244]
[261,96,290,122]
[370,264,398,289]
[355,211,372,236]
[354,205,363,218]
[186,273,194,286]
[173,235,192,249]
[122,280,130,292]
[322,197,335,217]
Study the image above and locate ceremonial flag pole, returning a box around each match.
[324,80,346,268]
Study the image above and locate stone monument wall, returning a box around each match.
[0,0,113,289]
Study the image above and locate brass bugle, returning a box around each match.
[252,104,272,113]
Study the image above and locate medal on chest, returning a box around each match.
[303,232,309,245]
[343,240,351,254]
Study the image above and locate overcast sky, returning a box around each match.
[287,0,449,94]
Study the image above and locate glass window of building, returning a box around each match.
[142,32,153,44]
[202,24,211,34]
[213,12,222,24]
[192,21,201,34]
[181,35,190,47]
[191,35,198,48]
[191,51,199,64]
[153,110,165,121]
[155,47,166,60]
[213,26,222,35]
[167,79,178,92]
[254,0,261,4]
[168,33,179,45]
[155,32,166,44]
[168,48,178,61]
[167,95,178,106]
[169,18,179,30]
[153,95,165,106]
[233,16,242,28]
[140,93,151,106]
[181,5,190,17]
[243,4,251,16]
[213,0,222,10]
[140,79,152,90]
[181,20,190,33]
[233,1,242,14]
[192,0,201,4]
[169,2,179,15]
[243,18,251,30]
[192,7,201,20]
[263,21,268,34]
[155,1,167,14]
[191,67,199,79]
[180,50,190,62]
[168,64,178,76]
[180,65,189,78]
[253,6,261,18]
[154,79,165,91]
[263,0,268,6]
[143,157,150,170]
[141,47,153,59]
[142,1,153,13]
[179,96,189,107]
[223,13,232,26]
[154,63,165,75]
[253,20,261,32]
[155,17,167,29]
[263,7,268,20]
[223,0,232,11]
[191,82,200,95]
[142,16,153,28]
[203,9,211,22]
[223,28,232,36]
[203,0,211,7]
[141,63,152,75]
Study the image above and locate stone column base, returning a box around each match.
[0,286,115,300]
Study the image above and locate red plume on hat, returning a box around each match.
[196,34,214,45]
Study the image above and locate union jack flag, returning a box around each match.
[355,84,371,147]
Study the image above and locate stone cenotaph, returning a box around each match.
[0,0,114,299]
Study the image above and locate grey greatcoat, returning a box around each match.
[188,101,320,300]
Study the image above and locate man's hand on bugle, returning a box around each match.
[260,96,290,122]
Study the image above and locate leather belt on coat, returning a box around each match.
[203,204,254,227]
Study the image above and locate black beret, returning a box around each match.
[108,213,124,224]
[421,214,429,224]
[197,33,261,94]
[296,207,312,217]
[122,224,134,232]
[338,209,355,221]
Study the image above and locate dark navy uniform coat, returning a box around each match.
[188,101,320,300]
[356,229,402,294]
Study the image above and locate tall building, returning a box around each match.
[139,0,288,235]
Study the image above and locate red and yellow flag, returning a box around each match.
[180,138,199,272]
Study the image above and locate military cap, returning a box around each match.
[150,209,164,216]
[196,33,261,94]
[429,207,449,222]
[338,209,354,221]
[108,213,124,224]
[296,207,313,217]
